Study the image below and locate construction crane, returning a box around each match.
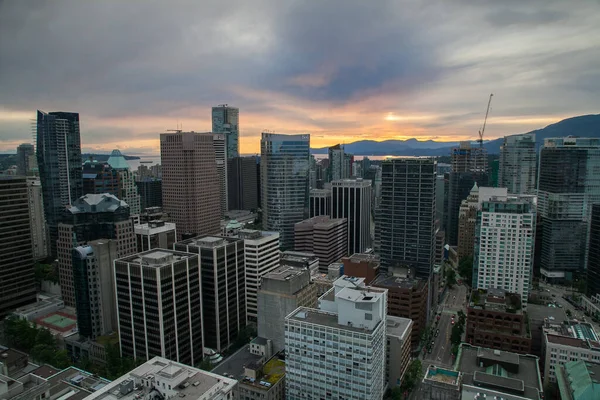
[477,93,494,148]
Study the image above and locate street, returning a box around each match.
[422,283,468,368]
[538,283,600,333]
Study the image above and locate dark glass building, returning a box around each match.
[227,156,258,211]
[587,204,600,299]
[136,178,163,211]
[82,159,120,196]
[36,110,83,258]
[331,178,372,255]
[376,158,436,278]
[16,143,35,176]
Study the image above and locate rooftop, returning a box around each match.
[134,221,176,235]
[424,366,461,386]
[68,193,129,214]
[281,251,318,264]
[262,266,308,282]
[287,307,382,333]
[557,360,600,400]
[212,348,263,381]
[117,249,195,267]
[386,316,413,339]
[469,288,523,314]
[13,296,64,317]
[177,235,241,249]
[295,216,346,229]
[346,253,379,264]
[85,357,236,400]
[372,273,425,291]
[456,345,542,400]
[106,149,131,170]
[43,366,111,400]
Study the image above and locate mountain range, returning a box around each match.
[310,114,600,156]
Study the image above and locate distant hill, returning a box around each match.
[310,114,600,156]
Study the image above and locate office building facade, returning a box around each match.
[285,276,387,400]
[174,236,246,352]
[331,178,372,255]
[261,133,310,250]
[160,131,221,239]
[135,220,177,252]
[213,133,228,216]
[228,156,259,211]
[294,216,347,272]
[114,250,203,365]
[36,110,83,257]
[473,196,535,307]
[27,178,48,260]
[587,204,600,299]
[107,149,141,215]
[135,178,162,211]
[57,193,137,307]
[537,137,600,279]
[212,104,239,159]
[309,188,331,217]
[377,158,436,277]
[237,229,280,322]
[16,143,35,176]
[328,144,349,181]
[0,177,37,317]
[82,159,120,196]
[72,239,119,339]
[499,133,537,195]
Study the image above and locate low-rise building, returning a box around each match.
[341,253,379,284]
[542,320,600,384]
[280,251,319,275]
[12,295,65,322]
[466,288,532,354]
[420,366,462,400]
[386,316,412,389]
[84,356,237,400]
[134,220,176,252]
[456,344,543,400]
[372,269,428,349]
[0,347,29,378]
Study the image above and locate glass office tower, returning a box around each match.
[212,105,239,159]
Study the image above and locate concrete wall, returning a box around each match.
[257,292,300,353]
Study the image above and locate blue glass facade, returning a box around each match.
[212,105,239,159]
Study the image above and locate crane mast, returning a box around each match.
[478,93,494,148]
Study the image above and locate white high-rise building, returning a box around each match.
[473,195,536,308]
[237,229,280,323]
[213,133,228,216]
[499,133,537,195]
[285,276,387,400]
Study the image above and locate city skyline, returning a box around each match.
[1,1,599,154]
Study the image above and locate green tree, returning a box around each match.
[30,344,55,364]
[198,358,213,371]
[446,269,457,287]
[53,350,71,369]
[104,342,123,379]
[401,359,423,393]
[458,256,473,286]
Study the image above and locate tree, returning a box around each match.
[401,359,423,393]
[198,358,213,371]
[451,325,462,345]
[53,350,71,369]
[446,269,457,287]
[458,256,473,286]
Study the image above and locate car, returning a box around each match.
[435,329,440,337]
[437,315,441,321]
[431,341,435,346]
[428,348,433,354]
[452,314,456,318]
[451,320,455,325]
[552,294,556,297]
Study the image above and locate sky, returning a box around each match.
[0,0,599,155]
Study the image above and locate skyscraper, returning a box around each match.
[16,143,35,176]
[294,216,348,272]
[331,178,372,255]
[309,188,331,217]
[499,133,537,195]
[537,137,600,280]
[285,276,387,400]
[213,133,228,216]
[377,158,436,277]
[36,110,83,258]
[82,159,120,196]
[73,239,119,339]
[174,236,246,352]
[227,156,259,211]
[261,133,310,250]
[57,193,137,307]
[328,144,348,181]
[212,104,239,159]
[107,149,141,215]
[586,204,600,299]
[473,196,536,307]
[135,178,162,211]
[0,177,37,317]
[160,131,221,239]
[114,249,203,365]
[27,177,48,260]
[445,141,488,246]
[457,184,480,260]
[236,229,280,323]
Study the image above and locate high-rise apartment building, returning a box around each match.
[27,177,48,260]
[285,276,387,400]
[135,178,162,211]
[213,133,228,216]
[174,236,246,352]
[212,105,239,159]
[0,177,37,317]
[228,156,259,211]
[309,188,331,217]
[135,220,177,252]
[445,142,488,246]
[236,229,280,323]
[261,133,310,250]
[107,149,141,215]
[328,144,349,181]
[294,216,347,272]
[331,178,372,255]
[73,239,119,339]
[586,204,600,299]
[36,110,83,257]
[114,249,203,365]
[377,158,436,277]
[16,143,35,176]
[537,137,600,280]
[257,266,317,352]
[499,133,537,195]
[473,196,536,307]
[57,193,137,307]
[160,131,221,239]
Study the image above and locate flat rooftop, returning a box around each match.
[44,366,111,400]
[425,366,460,386]
[469,288,523,314]
[372,274,424,290]
[457,345,542,400]
[287,307,382,333]
[117,249,194,266]
[177,235,241,249]
[263,265,308,281]
[134,221,176,235]
[85,357,236,400]
[212,347,263,381]
[346,253,379,264]
[386,316,412,339]
[281,251,318,263]
[35,311,77,333]
[13,296,64,315]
